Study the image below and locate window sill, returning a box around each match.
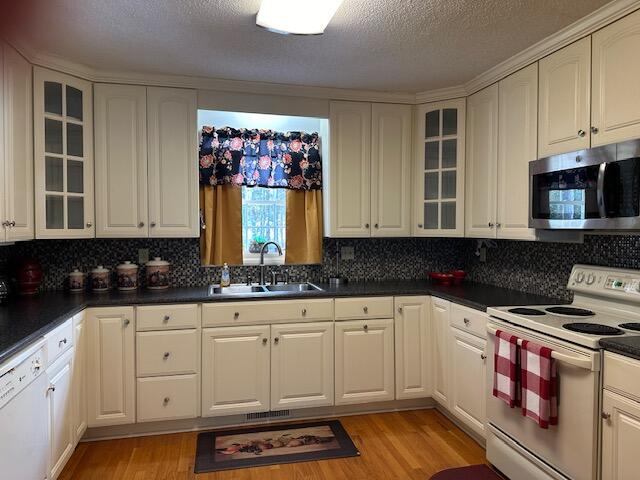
[243,253,285,266]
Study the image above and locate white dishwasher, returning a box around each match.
[0,339,49,480]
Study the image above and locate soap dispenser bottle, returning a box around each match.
[221,263,231,287]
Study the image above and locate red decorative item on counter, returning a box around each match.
[17,258,43,295]
[429,272,454,286]
[449,270,467,285]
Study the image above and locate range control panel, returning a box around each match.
[569,265,640,300]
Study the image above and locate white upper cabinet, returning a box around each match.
[147,87,199,237]
[327,101,372,237]
[94,84,148,237]
[497,63,538,240]
[538,37,591,157]
[592,9,640,147]
[33,67,94,238]
[465,84,499,238]
[415,99,466,237]
[2,44,33,242]
[371,103,412,236]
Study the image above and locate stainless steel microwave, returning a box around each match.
[529,139,640,230]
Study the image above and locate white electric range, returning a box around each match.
[485,264,640,480]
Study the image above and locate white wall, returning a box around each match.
[198,110,325,133]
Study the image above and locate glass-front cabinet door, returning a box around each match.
[414,99,466,236]
[33,67,94,238]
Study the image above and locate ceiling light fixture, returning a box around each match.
[256,0,344,35]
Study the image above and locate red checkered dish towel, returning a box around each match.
[492,329,519,407]
[521,340,558,428]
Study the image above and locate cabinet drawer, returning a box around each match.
[137,329,199,377]
[450,303,488,338]
[137,374,198,422]
[202,299,334,327]
[45,319,73,365]
[334,297,393,320]
[136,304,199,331]
[604,352,640,402]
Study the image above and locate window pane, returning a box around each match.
[68,197,84,229]
[66,86,83,120]
[45,156,64,192]
[46,195,64,229]
[442,139,457,168]
[44,82,62,115]
[442,170,456,199]
[425,141,439,170]
[424,172,439,200]
[68,160,84,193]
[442,108,457,135]
[441,202,456,229]
[424,203,438,229]
[45,119,63,154]
[67,123,83,157]
[241,186,286,254]
[425,110,440,138]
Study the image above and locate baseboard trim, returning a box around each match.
[435,404,487,448]
[82,398,435,442]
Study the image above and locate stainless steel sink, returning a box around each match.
[264,283,322,292]
[208,285,267,295]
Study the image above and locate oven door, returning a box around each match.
[486,320,600,480]
[530,143,640,229]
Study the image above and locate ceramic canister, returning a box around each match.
[17,258,43,295]
[146,257,170,290]
[90,265,110,292]
[69,268,85,293]
[116,261,138,291]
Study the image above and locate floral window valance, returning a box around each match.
[199,126,322,190]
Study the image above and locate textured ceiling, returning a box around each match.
[2,0,612,93]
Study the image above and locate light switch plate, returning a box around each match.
[340,246,355,261]
[138,248,150,264]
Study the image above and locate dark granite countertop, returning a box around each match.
[0,280,562,365]
[600,337,640,361]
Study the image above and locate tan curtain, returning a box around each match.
[285,190,323,264]
[199,185,243,265]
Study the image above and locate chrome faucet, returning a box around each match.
[259,241,283,285]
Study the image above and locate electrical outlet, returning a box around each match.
[340,246,355,261]
[138,248,150,264]
[479,246,487,263]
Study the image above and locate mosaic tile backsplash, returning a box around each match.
[0,234,638,301]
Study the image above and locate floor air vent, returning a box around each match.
[246,410,291,421]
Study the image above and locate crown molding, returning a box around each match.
[414,85,466,104]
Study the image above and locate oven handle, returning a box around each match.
[486,326,597,371]
[597,162,608,218]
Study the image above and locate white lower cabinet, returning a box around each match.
[47,349,75,480]
[71,312,87,443]
[335,318,395,405]
[450,327,487,437]
[86,307,136,427]
[271,322,334,410]
[431,297,451,407]
[137,374,199,422]
[201,325,271,417]
[394,296,430,400]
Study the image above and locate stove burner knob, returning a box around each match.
[575,272,585,283]
[586,274,596,285]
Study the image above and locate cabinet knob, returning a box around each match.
[150,222,157,227]
[58,338,67,347]
[234,312,240,319]
[488,222,495,228]
[363,306,368,314]
[163,315,170,322]
[301,308,307,316]
[463,318,470,325]
[418,223,423,229]
[262,338,268,345]
[374,223,379,229]
[602,411,611,421]
[86,222,92,228]
[163,397,170,405]
[274,337,279,344]
[365,223,370,229]
[591,126,599,134]
[9,221,15,227]
[577,129,586,137]
[46,384,56,395]
[495,223,501,228]
[138,221,145,228]
[398,307,403,314]
[575,155,582,163]
[364,324,369,331]
[163,352,170,359]
[123,319,130,327]
[480,353,487,360]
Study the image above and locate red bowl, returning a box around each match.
[429,272,454,286]
[449,270,467,285]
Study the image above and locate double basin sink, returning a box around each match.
[208,283,323,295]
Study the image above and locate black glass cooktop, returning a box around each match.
[563,323,624,335]
[546,306,595,317]
[508,308,546,316]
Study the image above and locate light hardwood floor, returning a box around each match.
[60,409,486,479]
